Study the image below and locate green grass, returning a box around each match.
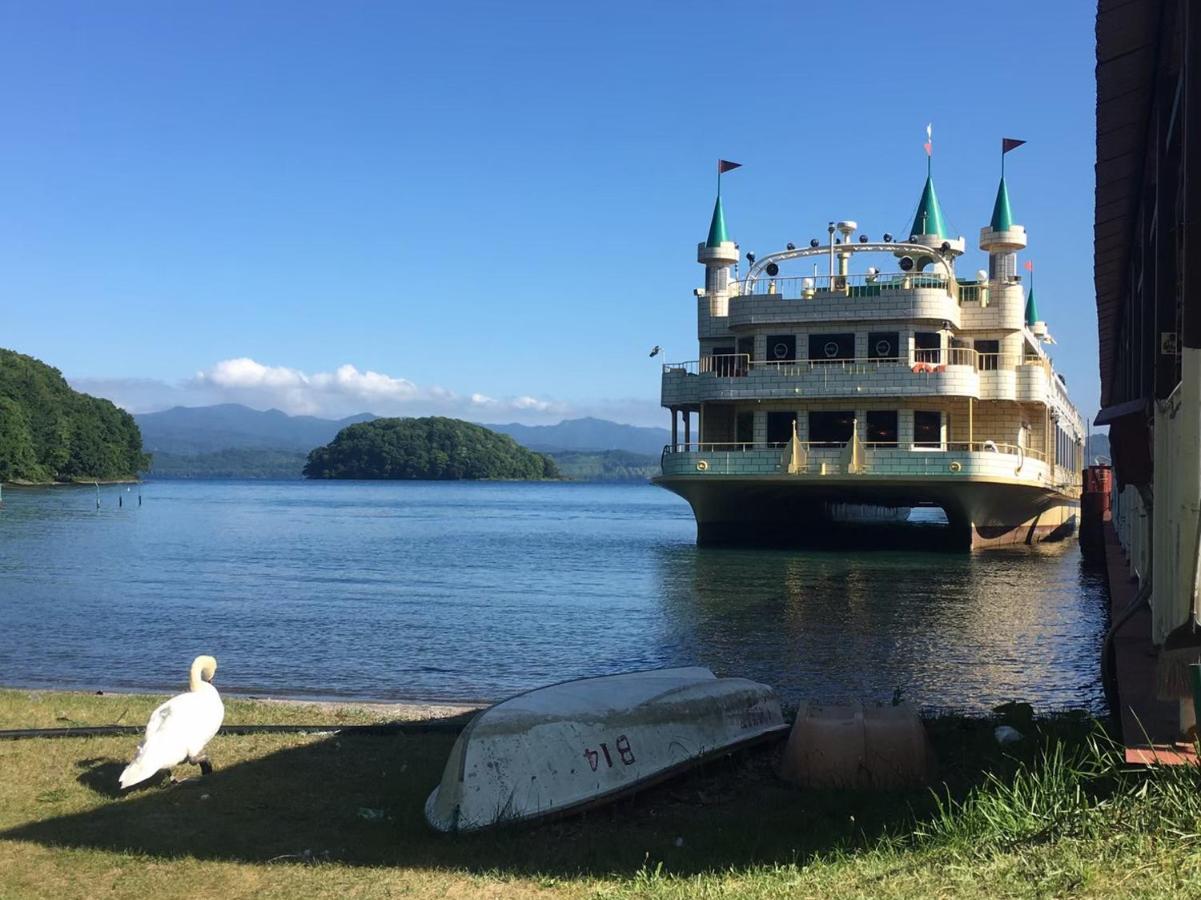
[1,690,1199,898]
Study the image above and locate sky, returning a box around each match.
[0,1,1099,426]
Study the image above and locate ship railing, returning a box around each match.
[665,347,1006,375]
[1021,355,1074,407]
[662,354,752,377]
[957,281,987,304]
[662,440,1045,461]
[737,272,952,300]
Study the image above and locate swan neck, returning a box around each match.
[188,655,217,692]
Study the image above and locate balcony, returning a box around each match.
[659,441,1051,484]
[725,273,965,329]
[662,350,984,406]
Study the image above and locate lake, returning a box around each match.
[0,480,1109,713]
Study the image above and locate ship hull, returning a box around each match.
[655,475,1078,551]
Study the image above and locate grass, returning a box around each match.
[1,690,1200,898]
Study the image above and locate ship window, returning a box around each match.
[808,333,855,362]
[914,331,940,364]
[736,412,754,446]
[868,331,899,360]
[766,412,795,445]
[914,410,942,447]
[867,411,898,447]
[975,339,1000,370]
[766,334,796,362]
[809,410,855,447]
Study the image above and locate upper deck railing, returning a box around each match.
[662,440,1046,461]
[665,348,1019,376]
[732,272,987,304]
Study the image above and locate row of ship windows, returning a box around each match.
[716,332,1002,367]
[737,410,944,447]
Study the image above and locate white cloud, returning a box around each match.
[70,358,665,426]
[184,357,568,420]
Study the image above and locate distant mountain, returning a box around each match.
[136,405,671,457]
[1086,433,1111,464]
[135,404,375,454]
[550,450,659,482]
[146,448,309,480]
[485,417,670,456]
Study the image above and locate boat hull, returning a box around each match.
[424,667,786,833]
[655,474,1078,551]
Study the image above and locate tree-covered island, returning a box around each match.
[303,417,560,480]
[0,349,149,484]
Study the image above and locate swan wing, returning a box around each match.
[119,689,222,789]
[184,684,225,758]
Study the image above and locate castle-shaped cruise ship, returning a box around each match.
[655,152,1084,550]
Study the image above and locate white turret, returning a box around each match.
[697,193,738,317]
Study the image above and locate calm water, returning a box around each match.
[0,481,1109,713]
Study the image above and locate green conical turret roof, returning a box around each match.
[706,194,729,247]
[1025,283,1039,326]
[990,176,1014,231]
[909,174,948,238]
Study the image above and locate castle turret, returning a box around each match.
[1025,281,1047,338]
[697,193,738,317]
[902,160,965,264]
[979,175,1028,283]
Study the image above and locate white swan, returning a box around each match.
[119,655,225,789]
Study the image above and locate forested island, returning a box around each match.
[303,417,560,480]
[0,349,149,483]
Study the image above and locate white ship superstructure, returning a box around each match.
[655,152,1085,549]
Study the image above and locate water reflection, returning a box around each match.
[653,541,1109,714]
[0,482,1108,714]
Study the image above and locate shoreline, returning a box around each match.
[2,478,141,488]
[0,682,487,719]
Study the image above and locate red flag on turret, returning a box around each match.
[718,159,742,174]
[1002,138,1026,154]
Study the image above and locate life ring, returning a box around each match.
[949,461,962,473]
[696,460,709,471]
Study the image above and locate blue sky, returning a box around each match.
[0,1,1098,425]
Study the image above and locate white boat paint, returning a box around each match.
[425,666,786,833]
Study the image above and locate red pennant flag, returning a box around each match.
[1002,138,1026,154]
[718,159,742,174]
[1024,260,1034,272]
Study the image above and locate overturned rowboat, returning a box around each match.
[424,666,786,833]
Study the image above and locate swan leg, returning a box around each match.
[188,753,213,776]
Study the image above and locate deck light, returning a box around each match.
[941,241,951,252]
[746,252,756,263]
[883,233,893,242]
[810,239,820,248]
[859,234,869,243]
[786,242,796,250]
[765,262,779,276]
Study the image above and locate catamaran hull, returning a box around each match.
[424,667,786,833]
[656,475,1078,551]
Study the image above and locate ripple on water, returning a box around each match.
[0,481,1107,712]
